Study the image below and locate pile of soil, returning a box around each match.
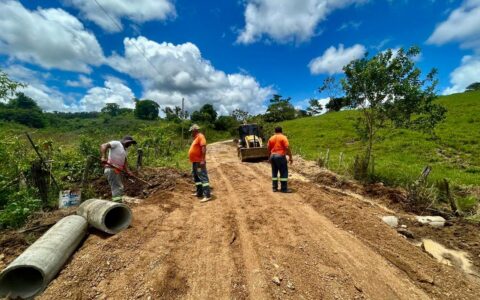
[90,167,186,199]
[292,156,409,211]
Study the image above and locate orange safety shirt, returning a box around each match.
[268,133,289,156]
[189,133,207,162]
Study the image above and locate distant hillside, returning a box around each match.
[282,91,480,186]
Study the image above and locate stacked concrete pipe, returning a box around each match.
[77,199,132,234]
[0,215,88,299]
[0,199,132,299]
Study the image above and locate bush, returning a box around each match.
[134,99,159,120]
[0,190,42,229]
[456,196,479,214]
[0,108,45,128]
[214,116,238,134]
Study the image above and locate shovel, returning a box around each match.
[90,156,153,187]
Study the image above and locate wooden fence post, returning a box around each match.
[137,149,143,170]
[81,156,93,189]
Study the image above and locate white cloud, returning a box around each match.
[0,1,104,73]
[428,0,480,94]
[2,64,72,111]
[337,21,362,31]
[20,84,73,112]
[237,0,366,44]
[79,79,136,111]
[427,0,480,52]
[108,37,273,114]
[65,0,176,32]
[308,44,366,74]
[443,55,480,94]
[66,75,93,88]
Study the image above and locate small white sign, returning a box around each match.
[59,190,81,208]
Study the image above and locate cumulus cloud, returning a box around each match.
[0,1,104,73]
[428,0,480,94]
[3,64,74,111]
[237,0,366,44]
[308,44,366,74]
[427,0,480,51]
[66,75,93,88]
[443,55,480,94]
[65,0,176,32]
[79,78,136,111]
[108,37,273,114]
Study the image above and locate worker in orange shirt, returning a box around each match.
[188,124,212,202]
[267,126,293,193]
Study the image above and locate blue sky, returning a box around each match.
[1,0,479,114]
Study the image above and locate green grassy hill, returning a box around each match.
[282,91,480,187]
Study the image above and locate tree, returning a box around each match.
[342,46,446,179]
[101,103,120,117]
[231,108,250,123]
[466,82,480,92]
[0,93,45,128]
[319,76,343,100]
[325,97,351,112]
[191,104,218,124]
[134,99,159,120]
[162,106,186,122]
[8,93,41,111]
[264,94,296,122]
[214,115,238,131]
[306,98,323,115]
[318,76,352,112]
[0,69,25,102]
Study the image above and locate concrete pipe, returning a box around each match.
[0,215,88,299]
[77,199,132,234]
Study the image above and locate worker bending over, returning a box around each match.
[100,136,136,202]
[268,127,293,193]
[189,124,212,203]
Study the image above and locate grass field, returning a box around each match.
[281,91,480,187]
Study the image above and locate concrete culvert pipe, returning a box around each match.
[77,199,132,234]
[0,215,88,299]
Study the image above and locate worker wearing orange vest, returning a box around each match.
[188,124,212,203]
[267,126,293,193]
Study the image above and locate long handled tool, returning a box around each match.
[90,156,152,187]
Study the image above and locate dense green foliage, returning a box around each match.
[264,94,296,122]
[306,99,323,115]
[0,93,46,128]
[466,82,480,92]
[281,91,480,187]
[134,99,160,120]
[191,104,218,124]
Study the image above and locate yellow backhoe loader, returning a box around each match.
[237,124,269,162]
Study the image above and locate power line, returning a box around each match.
[92,0,163,78]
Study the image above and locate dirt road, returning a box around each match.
[39,142,480,299]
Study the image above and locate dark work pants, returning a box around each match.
[271,154,288,191]
[192,162,211,197]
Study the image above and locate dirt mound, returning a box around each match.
[90,167,186,199]
[292,155,409,208]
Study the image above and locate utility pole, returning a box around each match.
[181,97,185,147]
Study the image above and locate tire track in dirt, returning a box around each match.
[217,159,429,299]
[214,163,270,299]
